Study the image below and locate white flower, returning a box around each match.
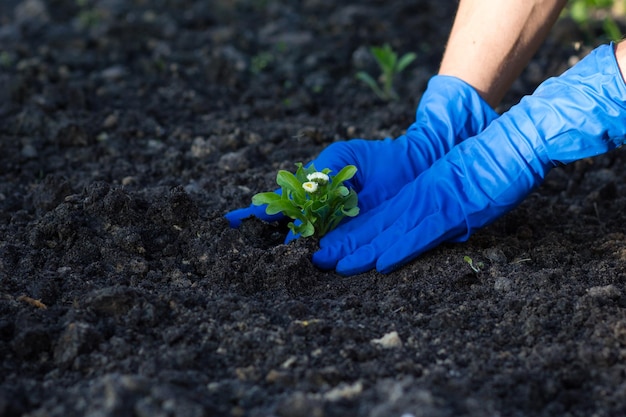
[306,171,329,184]
[302,181,319,193]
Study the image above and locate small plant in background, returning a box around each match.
[250,51,274,74]
[562,0,624,41]
[356,43,417,101]
[75,0,104,29]
[463,256,484,275]
[252,163,359,238]
[250,42,286,75]
[0,51,14,68]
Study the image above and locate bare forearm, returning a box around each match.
[439,0,567,107]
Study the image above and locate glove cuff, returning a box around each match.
[448,43,626,241]
[422,74,499,132]
[409,75,499,155]
[526,42,626,167]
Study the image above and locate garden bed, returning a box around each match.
[3,1,626,416]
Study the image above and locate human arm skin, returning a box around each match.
[439,0,568,107]
[617,40,626,72]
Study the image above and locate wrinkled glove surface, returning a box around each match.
[314,43,626,275]
[225,75,497,231]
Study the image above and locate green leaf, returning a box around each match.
[370,44,396,71]
[603,17,622,41]
[331,165,357,186]
[312,203,330,219]
[300,199,314,213]
[277,170,305,201]
[342,206,360,217]
[397,52,417,72]
[325,208,349,233]
[356,71,386,100]
[342,189,359,209]
[316,191,329,204]
[252,192,281,206]
[291,220,315,238]
[569,1,588,23]
[335,186,349,197]
[265,199,298,216]
[294,162,310,183]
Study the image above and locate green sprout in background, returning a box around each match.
[463,256,484,275]
[356,43,417,101]
[562,0,625,41]
[252,163,359,238]
[250,41,287,75]
[75,0,104,29]
[0,51,14,68]
[250,51,274,74]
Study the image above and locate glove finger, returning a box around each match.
[335,200,467,275]
[224,205,284,227]
[376,212,465,273]
[313,179,425,270]
[312,199,401,270]
[334,219,414,276]
[331,207,439,275]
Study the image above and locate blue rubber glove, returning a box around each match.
[314,43,626,275]
[225,75,498,230]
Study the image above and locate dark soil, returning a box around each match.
[2,1,626,416]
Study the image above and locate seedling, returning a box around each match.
[562,0,624,41]
[252,163,359,238]
[463,256,484,274]
[356,43,417,101]
[251,51,274,74]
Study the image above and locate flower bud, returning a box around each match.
[306,172,330,184]
[302,181,319,193]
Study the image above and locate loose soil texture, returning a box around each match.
[2,1,626,416]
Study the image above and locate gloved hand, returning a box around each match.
[225,75,498,230]
[313,43,626,275]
